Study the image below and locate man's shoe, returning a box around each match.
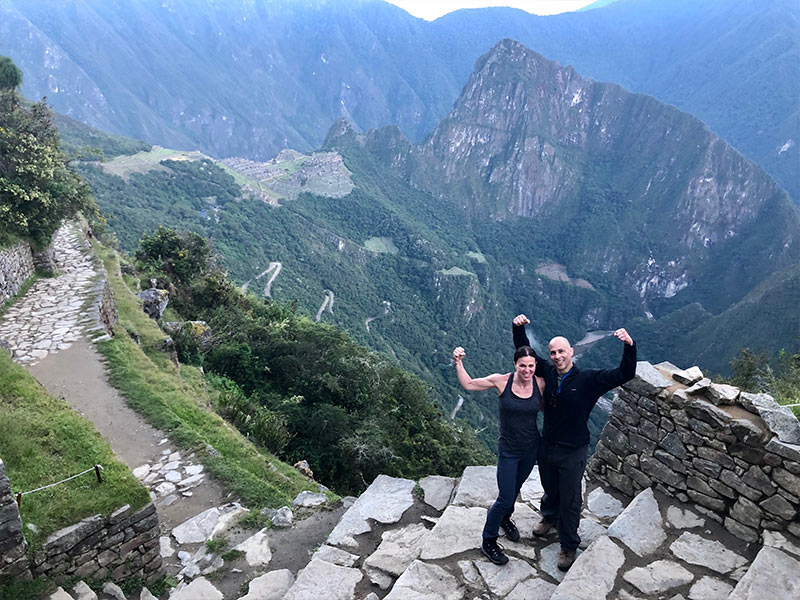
[532,520,555,536]
[557,550,577,571]
[500,517,520,542]
[481,539,509,565]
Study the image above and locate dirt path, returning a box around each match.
[27,340,227,530]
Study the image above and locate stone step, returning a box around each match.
[727,530,800,599]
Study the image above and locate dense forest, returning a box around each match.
[131,227,492,494]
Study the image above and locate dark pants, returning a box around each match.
[483,445,538,539]
[538,441,588,552]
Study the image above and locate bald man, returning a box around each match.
[512,315,636,571]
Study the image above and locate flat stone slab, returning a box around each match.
[506,577,557,600]
[624,362,672,395]
[364,523,429,576]
[475,556,536,597]
[728,546,800,600]
[170,578,223,600]
[420,505,486,560]
[419,475,457,511]
[623,560,694,594]
[234,528,271,567]
[587,487,624,520]
[452,465,498,507]
[312,545,359,567]
[284,558,363,600]
[519,468,546,504]
[550,536,625,600]
[327,475,415,547]
[238,570,295,600]
[666,506,704,530]
[607,488,666,556]
[670,532,748,574]
[384,560,465,600]
[577,517,607,549]
[688,576,734,600]
[293,491,328,507]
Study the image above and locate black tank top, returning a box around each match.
[498,373,541,454]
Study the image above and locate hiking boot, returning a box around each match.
[481,538,509,565]
[532,520,555,536]
[557,549,577,571]
[500,517,520,542]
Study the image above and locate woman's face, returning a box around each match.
[515,355,536,381]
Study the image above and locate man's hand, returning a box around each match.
[513,314,530,327]
[614,328,634,346]
[452,347,466,363]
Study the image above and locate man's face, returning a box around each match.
[549,337,574,374]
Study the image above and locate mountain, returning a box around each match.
[62,39,799,451]
[1,0,797,200]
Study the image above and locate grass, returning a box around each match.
[0,351,150,551]
[437,266,475,277]
[364,237,399,254]
[93,243,321,508]
[99,146,207,180]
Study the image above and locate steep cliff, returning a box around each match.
[353,39,799,321]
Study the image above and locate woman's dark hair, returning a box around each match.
[513,346,536,363]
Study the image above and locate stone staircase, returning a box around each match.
[272,465,799,600]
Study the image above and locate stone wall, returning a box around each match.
[0,459,30,581]
[0,241,35,305]
[0,457,162,586]
[31,502,163,586]
[589,361,800,542]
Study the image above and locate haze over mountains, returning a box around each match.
[1,0,797,200]
[53,31,800,447]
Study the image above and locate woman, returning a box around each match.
[452,344,544,565]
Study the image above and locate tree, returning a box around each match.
[0,56,94,247]
[0,56,22,90]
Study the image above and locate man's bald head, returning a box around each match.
[549,336,574,374]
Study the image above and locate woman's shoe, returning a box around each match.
[500,517,520,542]
[481,538,509,565]
[532,519,555,536]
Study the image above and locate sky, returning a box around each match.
[384,0,597,21]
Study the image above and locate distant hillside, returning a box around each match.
[70,41,799,451]
[1,0,796,200]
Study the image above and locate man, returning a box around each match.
[512,314,636,571]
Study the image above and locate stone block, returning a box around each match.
[612,395,641,426]
[729,442,767,466]
[672,366,704,385]
[766,438,800,463]
[687,488,727,512]
[692,457,721,478]
[654,449,687,475]
[629,432,657,454]
[759,493,797,521]
[687,476,720,498]
[685,377,711,395]
[44,515,104,556]
[608,469,636,496]
[731,419,768,446]
[640,455,686,489]
[624,362,672,396]
[697,446,736,470]
[638,418,660,441]
[742,466,775,496]
[659,432,688,459]
[740,393,800,444]
[707,383,740,405]
[773,468,800,497]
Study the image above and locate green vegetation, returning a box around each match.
[53,112,151,161]
[131,228,493,495]
[729,349,800,418]
[94,242,318,507]
[0,56,94,248]
[0,350,149,550]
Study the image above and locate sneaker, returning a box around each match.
[481,538,509,565]
[500,517,520,542]
[532,520,555,536]
[557,550,577,571]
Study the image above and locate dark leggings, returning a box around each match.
[538,442,588,551]
[482,445,538,539]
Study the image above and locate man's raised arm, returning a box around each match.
[512,314,531,349]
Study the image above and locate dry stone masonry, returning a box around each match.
[590,361,800,542]
[0,458,30,581]
[0,240,35,304]
[32,502,162,586]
